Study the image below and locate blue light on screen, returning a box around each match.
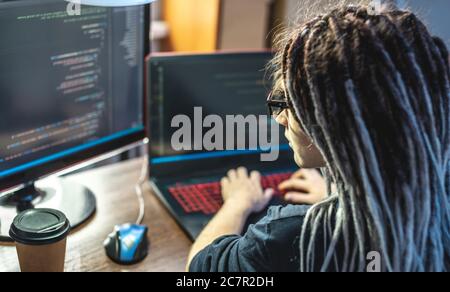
[0,126,144,178]
[151,144,291,165]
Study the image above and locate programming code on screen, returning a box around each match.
[0,1,145,177]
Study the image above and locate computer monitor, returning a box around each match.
[148,52,291,177]
[0,0,149,239]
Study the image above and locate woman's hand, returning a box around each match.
[279,169,327,205]
[221,167,274,214]
[188,167,273,270]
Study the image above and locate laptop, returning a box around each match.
[147,52,298,240]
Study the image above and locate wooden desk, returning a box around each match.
[0,158,192,272]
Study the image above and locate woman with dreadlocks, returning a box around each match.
[187,5,449,272]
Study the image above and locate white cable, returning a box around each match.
[134,156,148,225]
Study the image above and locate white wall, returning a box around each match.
[282,0,450,50]
[397,0,450,49]
[283,0,371,26]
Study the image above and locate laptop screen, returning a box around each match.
[148,52,290,166]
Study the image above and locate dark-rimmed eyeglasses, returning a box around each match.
[266,91,290,119]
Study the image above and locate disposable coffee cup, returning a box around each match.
[9,209,70,272]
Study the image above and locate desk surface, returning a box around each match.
[0,158,192,272]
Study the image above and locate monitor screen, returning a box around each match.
[148,52,289,165]
[0,0,147,185]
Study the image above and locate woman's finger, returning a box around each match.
[250,170,261,183]
[220,177,229,188]
[278,179,309,192]
[237,167,248,178]
[227,169,238,180]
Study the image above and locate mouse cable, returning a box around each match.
[134,156,148,225]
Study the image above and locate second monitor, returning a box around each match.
[0,0,149,239]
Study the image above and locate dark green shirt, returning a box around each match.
[189,205,311,272]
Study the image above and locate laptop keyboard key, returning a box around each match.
[168,172,293,215]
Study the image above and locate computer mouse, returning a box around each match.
[104,224,149,265]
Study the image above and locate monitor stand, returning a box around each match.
[0,177,96,242]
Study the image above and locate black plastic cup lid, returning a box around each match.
[9,209,71,246]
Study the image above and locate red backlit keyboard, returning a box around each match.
[168,172,293,215]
